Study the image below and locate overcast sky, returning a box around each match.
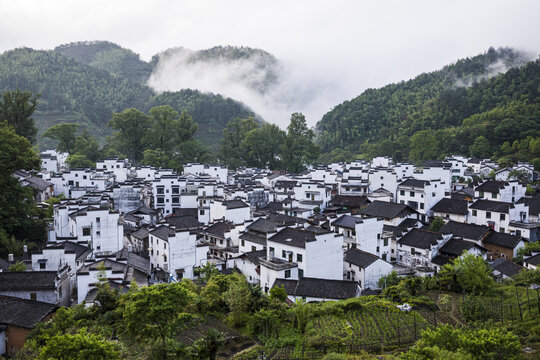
[1,0,539,125]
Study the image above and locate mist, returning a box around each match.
[147,48,350,128]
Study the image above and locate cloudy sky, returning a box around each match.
[1,0,539,125]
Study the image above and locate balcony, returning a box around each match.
[259,256,298,271]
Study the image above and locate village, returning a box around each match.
[1,150,539,355]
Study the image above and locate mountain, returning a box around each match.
[54,41,153,83]
[0,47,256,150]
[316,47,540,164]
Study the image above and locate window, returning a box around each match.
[172,197,179,204]
[164,242,166,249]
[377,233,381,239]
[298,269,304,278]
[500,214,506,220]
[400,200,405,204]
[297,254,303,262]
[157,197,164,204]
[432,192,436,197]
[383,238,388,247]
[284,269,291,278]
[68,180,74,186]
[241,240,245,247]
[157,187,164,194]
[282,250,286,258]
[30,293,37,301]
[410,191,415,197]
[269,247,275,256]
[252,246,256,252]
[500,228,505,233]
[400,190,405,196]
[420,203,424,210]
[200,210,205,215]
[39,262,46,270]
[411,248,416,255]
[172,187,179,194]
[486,212,491,219]
[82,227,91,236]
[479,191,484,197]
[491,192,497,199]
[472,210,477,216]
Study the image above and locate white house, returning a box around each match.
[344,248,393,290]
[396,178,446,222]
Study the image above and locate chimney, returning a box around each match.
[8,254,14,263]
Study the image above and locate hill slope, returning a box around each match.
[0,47,256,150]
[316,47,539,162]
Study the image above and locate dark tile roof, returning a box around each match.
[150,225,175,241]
[431,198,469,215]
[344,248,382,268]
[274,180,297,188]
[0,295,57,329]
[470,199,513,213]
[360,201,417,219]
[23,176,53,191]
[239,232,267,246]
[131,205,160,216]
[438,238,484,257]
[115,250,150,275]
[383,225,405,238]
[397,218,424,230]
[247,218,278,233]
[124,213,143,223]
[163,215,202,230]
[223,199,249,209]
[398,228,442,249]
[205,221,235,237]
[524,253,540,266]
[241,249,267,266]
[79,259,128,273]
[0,271,58,291]
[490,258,524,278]
[517,197,540,217]
[330,195,370,208]
[431,254,452,266]
[332,215,363,229]
[272,279,298,294]
[45,241,92,261]
[440,221,491,241]
[268,227,318,248]
[274,277,358,300]
[0,258,9,271]
[483,232,522,249]
[258,201,283,212]
[398,178,430,188]
[172,208,198,217]
[450,192,471,201]
[475,180,508,193]
[266,213,307,226]
[131,227,149,240]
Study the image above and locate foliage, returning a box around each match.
[42,123,79,153]
[269,285,288,302]
[317,47,540,164]
[0,88,39,143]
[36,328,120,360]
[510,268,540,287]
[436,253,495,294]
[429,218,445,232]
[67,154,95,169]
[403,324,522,360]
[280,113,320,172]
[107,108,151,163]
[514,241,540,263]
[7,261,26,271]
[378,271,401,289]
[458,295,498,322]
[219,117,259,168]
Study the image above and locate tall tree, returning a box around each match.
[0,89,39,143]
[176,110,199,142]
[107,108,151,163]
[219,117,258,168]
[148,105,179,153]
[73,130,102,163]
[243,123,286,169]
[409,130,439,164]
[280,113,319,173]
[42,123,79,153]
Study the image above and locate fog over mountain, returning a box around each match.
[147,46,347,128]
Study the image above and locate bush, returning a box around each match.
[458,295,497,322]
[322,353,347,360]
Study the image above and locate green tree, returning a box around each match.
[223,274,252,326]
[429,217,445,232]
[409,130,439,163]
[176,110,199,142]
[66,154,94,169]
[148,105,179,153]
[72,130,102,163]
[437,253,495,294]
[8,261,26,271]
[42,123,79,153]
[107,108,151,163]
[0,89,39,143]
[470,136,491,158]
[219,117,258,168]
[243,123,286,169]
[36,328,120,360]
[123,283,194,359]
[0,124,44,253]
[280,113,319,172]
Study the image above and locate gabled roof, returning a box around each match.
[470,199,513,213]
[163,215,202,230]
[440,220,491,241]
[438,238,485,257]
[240,249,267,266]
[172,208,198,217]
[475,180,508,193]
[0,271,58,291]
[239,231,267,245]
[131,227,149,240]
[273,277,358,300]
[398,178,430,188]
[517,197,540,217]
[490,258,524,278]
[23,176,53,191]
[332,215,363,229]
[266,213,307,226]
[524,253,540,266]
[130,205,160,216]
[360,201,417,219]
[223,199,249,209]
[344,248,382,268]
[431,198,469,215]
[398,228,441,249]
[150,225,175,241]
[268,227,318,248]
[246,218,278,234]
[483,232,523,249]
[274,180,297,188]
[330,195,370,208]
[397,218,424,230]
[0,296,57,329]
[204,221,235,238]
[79,258,128,273]
[45,241,92,261]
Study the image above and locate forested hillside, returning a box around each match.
[316,47,540,165]
[0,47,256,150]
